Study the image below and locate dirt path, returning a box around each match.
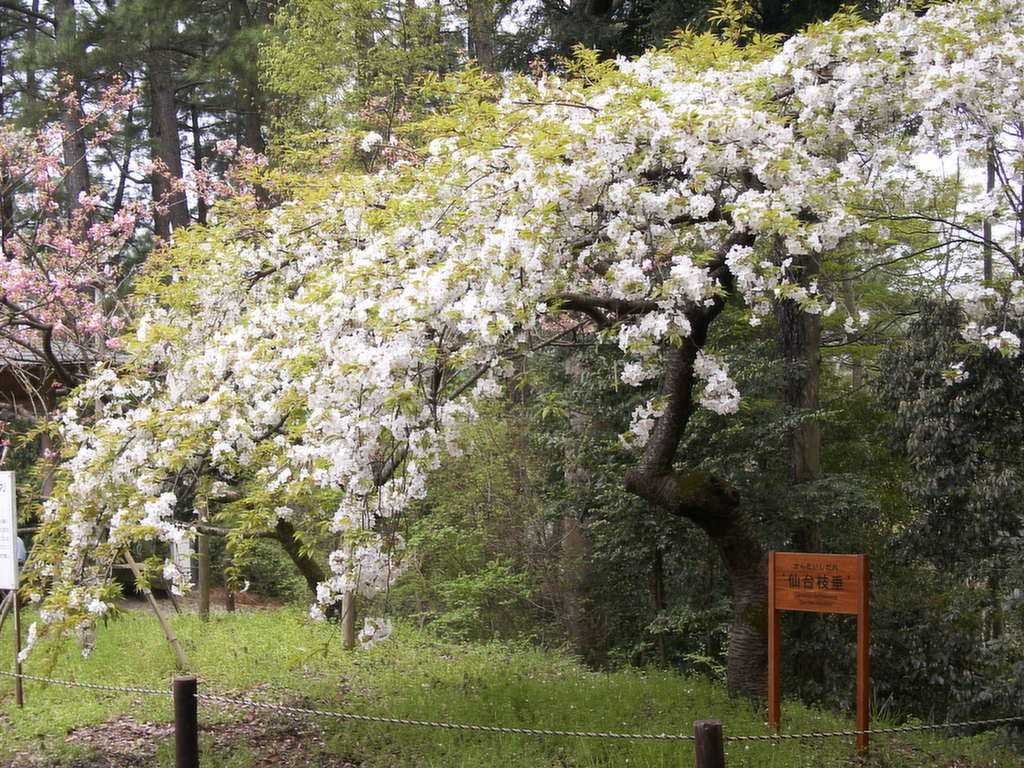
[3,705,362,767]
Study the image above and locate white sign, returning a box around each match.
[0,471,17,590]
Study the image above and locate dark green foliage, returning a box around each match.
[872,300,1024,724]
[878,301,1024,565]
[390,408,563,643]
[526,0,713,60]
[871,557,1024,723]
[513,0,881,66]
[212,535,311,602]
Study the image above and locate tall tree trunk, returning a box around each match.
[147,48,190,236]
[54,0,90,209]
[628,466,768,698]
[561,354,600,660]
[229,0,267,154]
[777,248,821,552]
[984,141,995,282]
[777,249,824,686]
[466,0,495,71]
[190,100,208,226]
[0,34,14,258]
[624,277,769,700]
[25,0,41,102]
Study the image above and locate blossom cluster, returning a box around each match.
[0,82,140,371]
[23,0,1024,655]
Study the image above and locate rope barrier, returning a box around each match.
[3,669,1023,743]
[0,669,171,697]
[724,715,1024,742]
[195,691,693,740]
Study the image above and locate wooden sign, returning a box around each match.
[0,471,17,590]
[0,471,22,707]
[768,552,870,755]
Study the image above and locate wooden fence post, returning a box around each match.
[341,539,356,650]
[198,530,210,622]
[694,719,725,768]
[12,589,22,707]
[174,675,199,768]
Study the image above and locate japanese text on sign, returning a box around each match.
[772,553,862,614]
[0,471,17,590]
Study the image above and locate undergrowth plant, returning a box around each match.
[0,607,1019,767]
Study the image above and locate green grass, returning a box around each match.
[0,605,1019,767]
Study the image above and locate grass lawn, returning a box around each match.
[0,602,1019,767]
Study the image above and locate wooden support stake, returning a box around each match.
[767,552,780,733]
[174,676,199,768]
[0,589,11,635]
[197,531,210,622]
[856,555,870,756]
[12,588,23,707]
[341,539,356,650]
[341,590,356,650]
[124,551,189,669]
[694,719,725,768]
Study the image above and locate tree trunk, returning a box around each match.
[777,251,822,492]
[777,249,824,685]
[632,469,768,699]
[560,354,601,660]
[466,0,496,71]
[0,38,14,258]
[623,280,769,700]
[229,0,267,155]
[272,519,325,593]
[53,0,90,209]
[147,48,190,235]
[561,514,592,655]
[190,100,208,226]
[777,248,822,552]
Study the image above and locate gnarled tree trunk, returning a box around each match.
[622,282,768,700]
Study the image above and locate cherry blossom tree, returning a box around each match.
[22,0,1024,698]
[0,83,140,417]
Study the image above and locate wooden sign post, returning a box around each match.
[0,471,23,707]
[768,552,869,755]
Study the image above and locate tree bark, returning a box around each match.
[147,47,190,235]
[466,0,496,71]
[272,519,325,593]
[53,0,90,209]
[628,467,768,698]
[777,248,822,554]
[777,249,824,685]
[0,35,14,258]
[622,273,769,700]
[777,251,822,493]
[560,353,600,660]
[190,100,208,226]
[229,0,267,155]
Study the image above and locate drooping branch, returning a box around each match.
[626,232,752,488]
[0,0,55,28]
[618,230,768,700]
[550,293,661,327]
[273,520,325,593]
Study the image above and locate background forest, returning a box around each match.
[0,0,1021,740]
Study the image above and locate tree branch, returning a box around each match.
[0,0,55,27]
